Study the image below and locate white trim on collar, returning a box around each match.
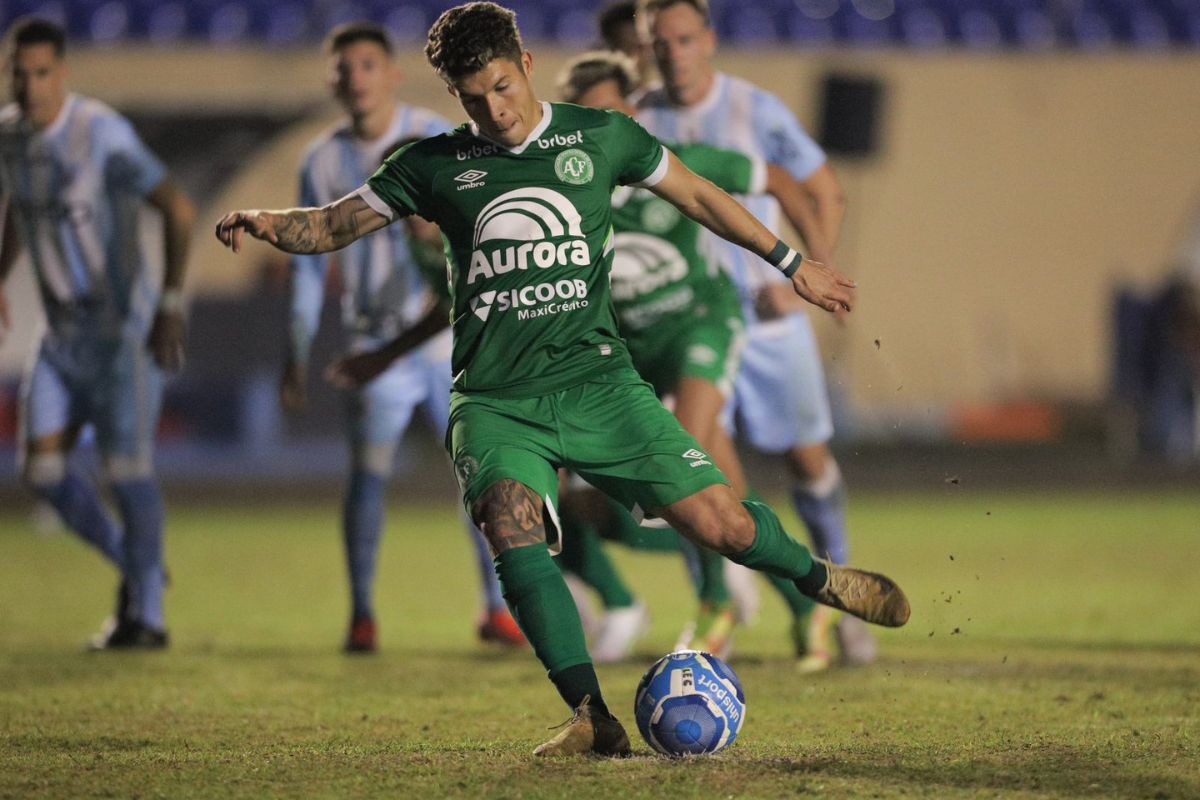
[468,101,553,154]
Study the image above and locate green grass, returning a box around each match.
[2,489,1198,799]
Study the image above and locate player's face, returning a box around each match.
[331,40,398,119]
[451,52,541,147]
[9,43,67,129]
[575,79,633,117]
[648,3,716,101]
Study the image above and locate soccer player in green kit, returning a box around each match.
[216,1,908,758]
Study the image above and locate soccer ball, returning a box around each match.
[633,650,746,756]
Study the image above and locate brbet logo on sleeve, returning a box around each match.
[554,149,594,185]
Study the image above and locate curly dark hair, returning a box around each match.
[425,2,524,82]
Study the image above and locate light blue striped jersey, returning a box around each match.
[291,104,450,358]
[0,93,167,337]
[637,74,827,325]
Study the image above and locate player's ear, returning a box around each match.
[521,50,534,79]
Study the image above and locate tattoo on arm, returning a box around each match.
[274,209,326,254]
[473,480,547,556]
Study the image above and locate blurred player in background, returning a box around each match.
[0,18,195,648]
[217,1,908,757]
[286,22,522,653]
[596,1,656,97]
[553,50,843,664]
[637,0,876,670]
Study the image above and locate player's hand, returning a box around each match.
[147,309,186,371]
[325,349,391,391]
[755,282,812,321]
[280,360,308,412]
[791,258,856,315]
[214,210,278,253]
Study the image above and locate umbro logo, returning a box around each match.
[455,169,487,190]
[682,448,711,468]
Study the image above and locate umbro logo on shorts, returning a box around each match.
[682,448,711,468]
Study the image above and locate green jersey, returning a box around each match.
[365,102,667,398]
[609,143,764,334]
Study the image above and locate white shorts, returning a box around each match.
[345,329,454,474]
[722,312,833,453]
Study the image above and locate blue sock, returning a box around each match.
[343,470,386,621]
[466,517,506,612]
[111,478,166,629]
[32,472,124,569]
[791,467,850,565]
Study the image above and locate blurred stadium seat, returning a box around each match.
[1,0,1198,50]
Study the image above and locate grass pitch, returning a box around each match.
[1,488,1198,799]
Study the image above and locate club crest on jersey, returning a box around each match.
[455,169,487,190]
[554,149,593,185]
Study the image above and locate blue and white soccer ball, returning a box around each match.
[634,650,746,756]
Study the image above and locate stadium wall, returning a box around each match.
[6,47,1200,418]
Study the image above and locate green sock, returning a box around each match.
[556,512,636,610]
[681,539,731,606]
[729,501,828,595]
[766,573,816,618]
[496,544,597,709]
[743,490,816,619]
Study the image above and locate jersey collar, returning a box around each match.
[469,101,552,155]
[688,74,727,116]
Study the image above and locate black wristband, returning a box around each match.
[766,239,803,278]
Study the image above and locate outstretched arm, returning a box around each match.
[214,191,392,255]
[649,151,855,314]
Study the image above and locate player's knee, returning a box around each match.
[353,443,397,478]
[471,479,548,555]
[21,451,66,492]
[787,444,833,483]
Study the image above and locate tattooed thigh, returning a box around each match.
[471,479,546,556]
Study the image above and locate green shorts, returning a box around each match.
[448,367,728,520]
[624,285,745,399]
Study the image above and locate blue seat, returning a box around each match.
[1012,7,1058,48]
[260,2,310,47]
[85,0,134,43]
[898,5,949,48]
[128,0,190,43]
[956,6,1005,49]
[1066,9,1115,49]
[784,9,836,45]
[554,8,599,46]
[835,3,897,47]
[375,3,428,45]
[203,2,258,45]
[723,6,781,43]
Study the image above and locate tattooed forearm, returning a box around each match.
[272,208,329,254]
[473,480,547,556]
